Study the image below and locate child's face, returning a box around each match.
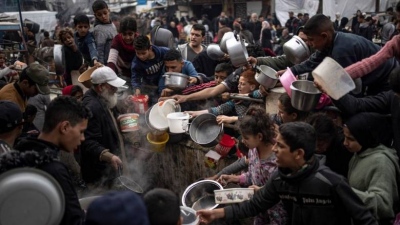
[241,133,262,149]
[273,133,299,170]
[135,48,151,61]
[94,8,110,24]
[237,76,255,94]
[122,30,135,45]
[306,33,328,51]
[61,33,75,48]
[0,54,5,66]
[76,22,90,37]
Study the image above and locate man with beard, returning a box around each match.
[81,66,125,187]
[177,23,207,62]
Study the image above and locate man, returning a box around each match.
[159,49,199,97]
[0,63,50,112]
[285,11,296,33]
[216,17,232,43]
[0,101,23,153]
[247,13,262,43]
[197,122,377,225]
[81,66,125,185]
[334,12,341,30]
[285,14,397,96]
[12,96,91,225]
[177,23,207,62]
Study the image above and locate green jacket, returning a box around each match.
[256,55,293,71]
[348,144,400,221]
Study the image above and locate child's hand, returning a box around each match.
[134,89,141,96]
[216,115,236,124]
[160,88,174,97]
[249,185,262,192]
[93,60,102,67]
[188,77,198,84]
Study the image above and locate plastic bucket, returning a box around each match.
[158,99,181,118]
[312,57,355,100]
[131,95,149,114]
[149,104,169,131]
[166,112,190,133]
[118,113,139,132]
[214,134,235,157]
[180,206,199,225]
[280,67,297,97]
[146,132,169,152]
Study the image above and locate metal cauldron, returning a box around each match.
[207,44,225,61]
[181,180,223,210]
[220,32,234,53]
[283,35,311,64]
[254,65,278,89]
[189,113,223,147]
[290,80,322,111]
[226,37,249,67]
[163,72,190,91]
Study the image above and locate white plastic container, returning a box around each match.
[167,112,190,133]
[149,104,169,131]
[214,188,254,204]
[180,206,199,225]
[158,99,181,118]
[312,57,355,100]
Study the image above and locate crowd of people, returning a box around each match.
[1,0,400,224]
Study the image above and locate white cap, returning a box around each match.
[91,66,126,87]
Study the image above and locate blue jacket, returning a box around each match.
[74,32,98,66]
[290,32,398,96]
[158,60,198,92]
[131,45,169,90]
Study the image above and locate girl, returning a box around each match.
[344,112,399,224]
[187,69,261,125]
[219,106,287,225]
[62,85,84,101]
[107,16,138,84]
[271,93,309,125]
[58,28,83,85]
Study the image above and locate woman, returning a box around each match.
[344,112,399,224]
[260,21,273,51]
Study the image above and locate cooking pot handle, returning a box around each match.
[162,74,171,78]
[252,65,261,73]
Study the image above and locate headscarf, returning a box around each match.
[260,21,271,42]
[62,85,73,96]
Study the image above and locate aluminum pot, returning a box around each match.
[255,65,278,89]
[226,38,249,67]
[152,27,174,49]
[181,180,223,210]
[290,80,322,112]
[163,72,189,91]
[283,35,311,64]
[189,113,223,147]
[53,44,65,75]
[220,31,234,53]
[0,168,65,225]
[207,44,225,61]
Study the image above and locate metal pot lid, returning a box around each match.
[53,44,65,75]
[164,72,189,78]
[0,168,65,225]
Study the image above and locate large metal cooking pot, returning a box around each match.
[181,180,223,210]
[189,113,223,147]
[283,35,310,65]
[0,168,65,225]
[152,27,174,49]
[255,65,278,89]
[290,80,322,112]
[53,44,65,75]
[226,38,249,67]
[207,44,225,61]
[163,72,189,91]
[219,32,234,53]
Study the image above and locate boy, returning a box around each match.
[92,0,117,64]
[58,28,83,85]
[131,35,169,103]
[73,14,99,68]
[198,122,377,225]
[144,188,182,225]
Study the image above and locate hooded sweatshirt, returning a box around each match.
[345,113,400,222]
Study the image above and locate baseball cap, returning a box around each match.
[90,66,126,88]
[0,101,23,133]
[25,63,50,95]
[85,191,150,225]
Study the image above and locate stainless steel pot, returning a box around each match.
[152,27,174,49]
[53,44,65,75]
[189,113,223,147]
[255,65,278,89]
[181,180,223,210]
[207,44,225,61]
[220,32,234,53]
[226,38,249,67]
[163,72,189,91]
[283,35,311,64]
[290,80,322,112]
[0,168,65,225]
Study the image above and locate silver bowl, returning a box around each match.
[181,180,223,210]
[290,80,321,112]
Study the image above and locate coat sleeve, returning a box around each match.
[86,33,98,63]
[217,157,248,177]
[224,173,281,220]
[256,55,293,71]
[93,28,108,64]
[209,101,235,116]
[0,67,11,79]
[334,179,378,225]
[290,50,326,75]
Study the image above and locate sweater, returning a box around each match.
[348,145,399,221]
[93,21,117,64]
[107,33,136,78]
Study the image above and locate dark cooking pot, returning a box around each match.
[151,27,174,49]
[189,113,223,147]
[163,72,189,91]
